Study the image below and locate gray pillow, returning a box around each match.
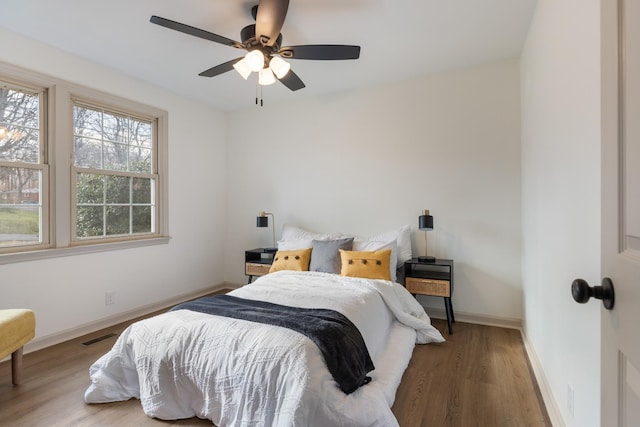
[309,238,354,274]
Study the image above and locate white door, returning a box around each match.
[600,0,640,425]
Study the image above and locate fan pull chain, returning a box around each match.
[254,80,264,107]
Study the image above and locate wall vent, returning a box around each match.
[81,333,117,347]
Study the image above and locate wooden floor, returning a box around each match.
[0,311,551,427]
[393,321,551,427]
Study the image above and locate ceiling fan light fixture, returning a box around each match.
[233,58,252,80]
[150,4,361,94]
[258,68,276,86]
[245,49,265,72]
[269,56,290,79]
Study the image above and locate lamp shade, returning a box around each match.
[233,58,252,80]
[257,215,269,227]
[245,50,265,72]
[418,210,434,230]
[269,56,291,79]
[258,67,276,86]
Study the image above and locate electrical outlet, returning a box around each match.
[105,291,116,306]
[567,383,575,417]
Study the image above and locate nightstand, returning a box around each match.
[404,258,455,334]
[245,248,276,283]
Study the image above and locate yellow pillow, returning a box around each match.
[339,249,392,280]
[269,248,312,273]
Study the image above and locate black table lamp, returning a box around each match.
[256,211,277,252]
[418,209,435,262]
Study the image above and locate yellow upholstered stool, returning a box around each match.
[0,309,35,385]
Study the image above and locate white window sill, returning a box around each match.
[0,236,171,265]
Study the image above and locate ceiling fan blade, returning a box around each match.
[279,45,361,60]
[150,15,242,48]
[278,69,305,91]
[198,58,244,77]
[255,0,289,47]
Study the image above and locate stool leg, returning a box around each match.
[11,346,23,386]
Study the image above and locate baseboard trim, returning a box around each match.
[22,283,234,356]
[423,306,522,330]
[520,329,565,427]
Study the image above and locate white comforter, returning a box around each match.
[84,271,444,426]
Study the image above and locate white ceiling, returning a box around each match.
[0,0,537,111]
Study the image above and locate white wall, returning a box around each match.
[0,24,524,364]
[520,1,601,426]
[225,60,523,323]
[0,28,228,344]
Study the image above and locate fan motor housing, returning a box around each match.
[241,24,282,51]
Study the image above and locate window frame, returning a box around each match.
[0,61,169,265]
[70,98,160,244]
[0,77,50,253]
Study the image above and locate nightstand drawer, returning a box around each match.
[245,262,271,277]
[405,277,451,297]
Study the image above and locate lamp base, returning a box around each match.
[418,256,436,263]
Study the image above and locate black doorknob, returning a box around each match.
[571,278,615,310]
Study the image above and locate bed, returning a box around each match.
[84,225,445,426]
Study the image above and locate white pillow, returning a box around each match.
[277,239,313,250]
[352,239,398,282]
[353,224,412,265]
[281,224,343,242]
[395,225,413,264]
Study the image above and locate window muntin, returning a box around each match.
[72,103,157,241]
[0,84,47,250]
[0,64,168,262]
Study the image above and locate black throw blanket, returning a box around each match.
[171,294,375,394]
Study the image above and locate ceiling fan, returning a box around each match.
[150,0,361,92]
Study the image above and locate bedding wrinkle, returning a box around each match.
[171,295,375,394]
[85,270,442,426]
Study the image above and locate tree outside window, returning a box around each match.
[0,85,44,248]
[73,103,156,240]
[0,66,168,261]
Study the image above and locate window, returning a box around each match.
[0,82,48,250]
[72,102,157,241]
[0,65,168,262]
